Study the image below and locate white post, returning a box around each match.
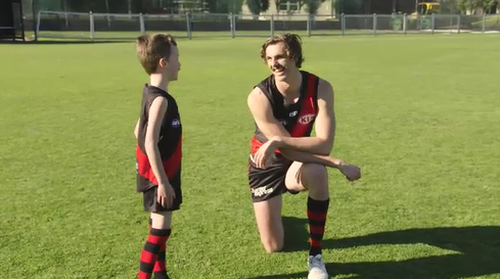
[307,14,312,37]
[230,13,235,38]
[270,14,275,37]
[373,13,377,36]
[457,14,461,34]
[139,13,145,34]
[341,13,345,36]
[482,13,486,33]
[431,13,435,34]
[403,13,407,35]
[36,10,42,38]
[186,13,192,40]
[89,11,95,40]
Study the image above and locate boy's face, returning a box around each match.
[158,44,181,81]
[265,42,298,82]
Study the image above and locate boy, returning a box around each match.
[247,33,361,279]
[134,33,182,279]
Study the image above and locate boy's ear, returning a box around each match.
[158,57,168,68]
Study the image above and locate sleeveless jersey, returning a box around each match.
[250,71,320,156]
[136,85,182,192]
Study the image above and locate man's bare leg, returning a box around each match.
[285,162,330,279]
[253,195,284,253]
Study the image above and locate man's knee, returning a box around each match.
[261,237,283,253]
[300,163,328,189]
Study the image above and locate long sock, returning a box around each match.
[307,197,330,256]
[153,242,168,279]
[148,218,169,279]
[138,228,171,279]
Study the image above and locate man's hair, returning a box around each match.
[260,33,304,68]
[136,33,177,75]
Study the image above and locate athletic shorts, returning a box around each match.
[248,153,299,203]
[142,184,182,212]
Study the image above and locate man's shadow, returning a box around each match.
[245,216,500,279]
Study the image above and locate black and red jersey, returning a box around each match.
[250,71,320,155]
[136,84,182,192]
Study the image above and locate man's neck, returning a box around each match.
[150,74,169,92]
[276,70,302,96]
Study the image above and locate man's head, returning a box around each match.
[136,33,181,81]
[260,33,304,82]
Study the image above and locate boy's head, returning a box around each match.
[136,34,180,81]
[260,33,304,82]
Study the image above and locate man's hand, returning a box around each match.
[338,163,361,182]
[253,138,280,169]
[157,183,176,209]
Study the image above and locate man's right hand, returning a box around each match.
[339,164,361,182]
[157,183,176,209]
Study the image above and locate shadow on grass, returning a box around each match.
[245,216,500,279]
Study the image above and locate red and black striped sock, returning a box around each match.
[138,228,171,279]
[153,242,168,279]
[147,218,170,279]
[307,197,330,256]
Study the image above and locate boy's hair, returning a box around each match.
[136,33,177,75]
[260,33,304,68]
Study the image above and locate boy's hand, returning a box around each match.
[157,183,176,209]
[339,164,361,182]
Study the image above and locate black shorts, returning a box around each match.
[248,153,299,203]
[142,184,182,212]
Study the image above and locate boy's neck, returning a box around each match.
[149,73,169,92]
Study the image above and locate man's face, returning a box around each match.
[265,42,297,82]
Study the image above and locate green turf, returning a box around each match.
[1,34,499,279]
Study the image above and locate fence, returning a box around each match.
[33,11,500,40]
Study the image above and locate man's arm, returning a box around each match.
[247,87,293,138]
[144,97,170,186]
[247,86,341,167]
[272,79,335,155]
[279,149,345,169]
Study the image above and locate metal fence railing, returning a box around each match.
[33,11,500,40]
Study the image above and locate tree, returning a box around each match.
[205,0,244,13]
[457,0,499,13]
[335,0,363,14]
[303,0,326,15]
[246,0,270,15]
[275,0,283,13]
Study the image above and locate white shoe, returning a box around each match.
[308,254,329,279]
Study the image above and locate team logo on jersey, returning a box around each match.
[289,111,298,117]
[171,119,181,127]
[298,114,315,125]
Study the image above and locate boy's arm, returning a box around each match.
[272,79,336,155]
[144,97,170,185]
[134,118,140,140]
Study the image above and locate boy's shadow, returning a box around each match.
[248,216,500,279]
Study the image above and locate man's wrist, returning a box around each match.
[270,136,284,148]
[329,158,346,169]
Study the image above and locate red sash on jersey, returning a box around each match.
[250,73,318,155]
[136,139,182,185]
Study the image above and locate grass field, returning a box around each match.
[1,34,500,279]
